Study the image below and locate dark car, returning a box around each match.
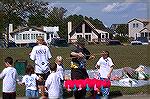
[50,38,68,47]
[107,40,122,45]
[26,43,37,48]
[0,39,6,48]
[0,39,17,48]
[8,41,17,47]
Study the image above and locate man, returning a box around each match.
[70,37,93,99]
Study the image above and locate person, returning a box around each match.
[122,65,149,80]
[0,57,19,99]
[70,37,94,99]
[55,56,64,99]
[21,65,42,99]
[30,36,52,96]
[45,62,61,99]
[95,50,114,98]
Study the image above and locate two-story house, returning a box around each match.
[68,19,110,44]
[8,24,59,46]
[128,18,150,41]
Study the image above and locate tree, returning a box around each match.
[47,7,67,38]
[0,0,49,28]
[116,24,128,36]
[28,13,48,27]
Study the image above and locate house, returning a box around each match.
[68,19,110,44]
[128,18,150,41]
[8,24,59,46]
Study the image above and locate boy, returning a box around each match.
[45,63,61,99]
[55,56,64,99]
[0,57,19,99]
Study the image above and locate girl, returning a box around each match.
[22,65,42,99]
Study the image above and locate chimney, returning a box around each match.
[9,24,13,33]
[68,22,72,43]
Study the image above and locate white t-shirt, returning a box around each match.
[45,72,61,98]
[30,45,52,73]
[96,57,114,78]
[22,74,39,90]
[56,64,64,81]
[0,67,18,92]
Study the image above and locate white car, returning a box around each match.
[131,41,142,45]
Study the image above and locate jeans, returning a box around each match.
[26,89,39,98]
[96,95,110,99]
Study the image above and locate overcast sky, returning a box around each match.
[41,0,150,27]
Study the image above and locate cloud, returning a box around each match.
[102,2,131,12]
[65,6,81,16]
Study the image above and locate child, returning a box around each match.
[22,65,42,99]
[55,56,64,99]
[0,57,19,99]
[30,36,52,96]
[95,51,114,98]
[45,63,61,99]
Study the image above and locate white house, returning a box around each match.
[128,18,150,41]
[8,24,59,46]
[68,19,110,43]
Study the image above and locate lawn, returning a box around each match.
[0,44,150,96]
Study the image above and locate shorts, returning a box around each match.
[3,92,16,99]
[26,89,39,98]
[71,68,89,80]
[36,71,50,86]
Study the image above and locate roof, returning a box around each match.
[69,19,108,37]
[128,18,150,23]
[10,26,47,34]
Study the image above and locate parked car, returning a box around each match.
[136,37,149,45]
[131,41,142,45]
[0,39,6,48]
[50,38,68,47]
[26,43,37,48]
[107,40,122,45]
[8,41,18,47]
[0,39,17,48]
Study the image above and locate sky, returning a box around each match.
[39,0,150,27]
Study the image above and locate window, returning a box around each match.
[145,32,148,37]
[36,34,38,38]
[133,23,136,28]
[141,33,144,37]
[102,35,104,38]
[105,33,108,38]
[16,34,19,40]
[85,24,92,33]
[77,35,82,39]
[76,25,82,33]
[31,34,34,39]
[27,34,30,39]
[136,23,138,28]
[19,34,22,40]
[85,35,91,41]
[34,34,36,39]
[23,34,25,40]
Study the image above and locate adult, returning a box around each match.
[30,36,52,97]
[70,37,93,99]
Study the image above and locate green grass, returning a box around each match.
[0,44,150,96]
